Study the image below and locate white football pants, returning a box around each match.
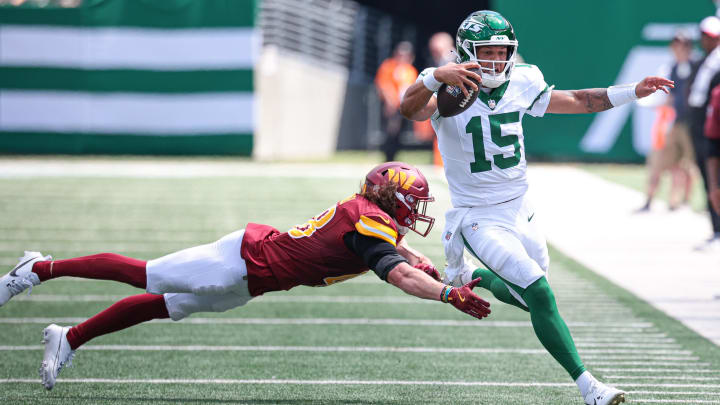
[146,229,253,321]
[460,193,549,304]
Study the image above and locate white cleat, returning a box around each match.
[39,324,75,391]
[0,251,50,307]
[584,381,626,405]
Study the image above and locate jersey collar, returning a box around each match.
[477,80,510,110]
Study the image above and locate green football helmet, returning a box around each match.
[456,10,518,88]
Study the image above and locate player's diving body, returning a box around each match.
[0,162,491,391]
[400,10,673,405]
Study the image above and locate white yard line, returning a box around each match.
[0,344,693,356]
[629,390,720,395]
[0,316,653,328]
[0,345,551,354]
[596,368,720,373]
[632,400,720,404]
[592,362,710,367]
[2,378,720,390]
[604,376,720,381]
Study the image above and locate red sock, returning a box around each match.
[32,253,147,288]
[65,293,170,350]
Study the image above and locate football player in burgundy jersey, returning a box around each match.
[0,161,491,391]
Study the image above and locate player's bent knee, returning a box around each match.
[522,277,557,310]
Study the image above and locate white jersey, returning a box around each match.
[420,64,552,207]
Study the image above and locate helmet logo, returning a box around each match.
[490,35,508,42]
[460,21,485,33]
[386,169,416,191]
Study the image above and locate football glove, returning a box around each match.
[415,263,441,282]
[442,278,491,320]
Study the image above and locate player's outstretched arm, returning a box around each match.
[387,263,490,319]
[400,62,482,121]
[547,76,674,114]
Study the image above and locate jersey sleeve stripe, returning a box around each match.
[529,84,554,110]
[355,215,398,246]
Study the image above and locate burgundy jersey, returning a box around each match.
[241,194,400,296]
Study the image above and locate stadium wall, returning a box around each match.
[0,0,257,156]
[494,0,715,162]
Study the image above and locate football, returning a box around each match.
[436,69,480,117]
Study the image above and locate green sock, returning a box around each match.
[522,277,586,380]
[471,268,528,312]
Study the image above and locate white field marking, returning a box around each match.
[596,368,720,373]
[583,356,699,361]
[0,378,577,387]
[0,344,692,356]
[629,390,720,395]
[0,345,552,354]
[14,294,437,305]
[604,376,720,381]
[590,362,710,367]
[2,378,720,390]
[575,343,682,349]
[632,400,720,404]
[0,317,653,328]
[574,333,677,343]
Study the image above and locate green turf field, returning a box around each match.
[1,164,719,404]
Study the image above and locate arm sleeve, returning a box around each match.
[343,231,408,281]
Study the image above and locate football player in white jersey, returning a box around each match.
[400,10,673,405]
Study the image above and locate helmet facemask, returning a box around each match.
[458,40,517,89]
[394,190,435,237]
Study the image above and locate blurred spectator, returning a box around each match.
[687,16,720,250]
[704,84,720,218]
[374,41,417,161]
[413,32,456,165]
[639,32,696,212]
[428,32,456,66]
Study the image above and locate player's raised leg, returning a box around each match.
[37,229,253,390]
[0,251,148,308]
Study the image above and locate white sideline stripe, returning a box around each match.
[0,378,576,387]
[575,343,682,349]
[629,390,720,395]
[0,25,257,69]
[597,368,720,373]
[592,362,710,367]
[0,345,693,356]
[0,317,653,328]
[633,400,720,404]
[605,376,720,381]
[14,294,437,305]
[574,333,677,343]
[2,378,720,390]
[0,91,254,135]
[584,356,699,361]
[0,345,552,354]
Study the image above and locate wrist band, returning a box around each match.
[422,68,442,92]
[440,285,448,302]
[607,83,638,107]
[441,286,453,303]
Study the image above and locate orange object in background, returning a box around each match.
[651,105,676,151]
